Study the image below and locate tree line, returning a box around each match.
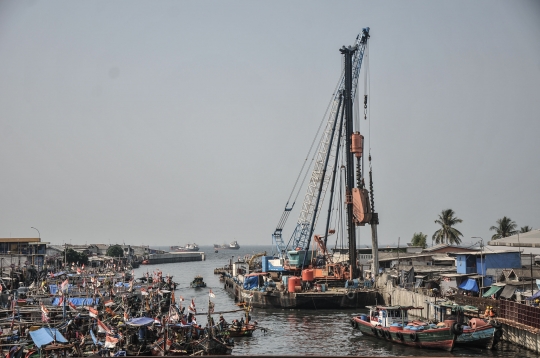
[410,209,533,249]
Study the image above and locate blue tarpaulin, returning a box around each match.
[29,328,68,348]
[459,278,479,292]
[243,276,259,290]
[49,284,74,295]
[126,317,154,327]
[526,290,540,300]
[51,297,99,306]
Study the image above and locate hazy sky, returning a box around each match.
[1,1,539,248]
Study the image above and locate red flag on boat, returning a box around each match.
[60,279,69,292]
[68,300,77,310]
[104,335,118,348]
[97,319,112,334]
[188,298,196,313]
[88,307,98,318]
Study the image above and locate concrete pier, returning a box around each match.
[146,251,205,264]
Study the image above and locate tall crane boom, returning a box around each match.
[272,28,370,264]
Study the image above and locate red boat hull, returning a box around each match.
[351,316,456,352]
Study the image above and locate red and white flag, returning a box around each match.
[97,319,112,334]
[40,303,49,322]
[68,300,77,310]
[209,289,215,298]
[61,279,69,292]
[104,335,118,348]
[88,307,99,318]
[188,299,196,313]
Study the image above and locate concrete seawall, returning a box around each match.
[377,274,540,353]
[147,252,205,264]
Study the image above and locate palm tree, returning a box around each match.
[520,226,533,233]
[489,216,518,240]
[411,232,427,249]
[432,209,463,245]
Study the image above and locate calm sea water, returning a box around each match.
[132,245,536,357]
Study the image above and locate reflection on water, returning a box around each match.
[135,246,537,356]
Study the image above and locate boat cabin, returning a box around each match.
[367,305,422,328]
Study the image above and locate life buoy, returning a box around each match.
[347,291,355,299]
[410,332,418,342]
[451,322,463,336]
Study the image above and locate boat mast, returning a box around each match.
[340,45,358,278]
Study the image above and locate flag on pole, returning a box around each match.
[97,319,112,334]
[209,289,215,298]
[104,335,118,348]
[188,299,196,313]
[61,279,69,293]
[40,303,49,322]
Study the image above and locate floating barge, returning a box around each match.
[145,251,205,265]
[223,276,379,309]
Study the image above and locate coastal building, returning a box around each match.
[0,237,47,268]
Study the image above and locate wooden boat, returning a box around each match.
[432,302,502,349]
[351,305,461,351]
[190,276,206,288]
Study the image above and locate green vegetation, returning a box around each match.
[432,209,463,245]
[489,216,518,240]
[64,248,88,265]
[107,244,124,257]
[520,226,533,233]
[411,232,427,249]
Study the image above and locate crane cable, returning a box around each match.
[285,69,346,206]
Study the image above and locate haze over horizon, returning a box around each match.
[1,1,539,249]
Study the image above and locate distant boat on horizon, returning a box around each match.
[213,241,240,250]
[171,243,200,252]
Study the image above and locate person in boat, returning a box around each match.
[219,315,227,329]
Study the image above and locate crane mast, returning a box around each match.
[272,28,371,270]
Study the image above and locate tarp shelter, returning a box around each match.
[499,285,518,299]
[29,328,68,348]
[126,317,154,327]
[526,290,540,300]
[52,297,99,306]
[482,285,504,298]
[458,278,479,292]
[243,276,259,290]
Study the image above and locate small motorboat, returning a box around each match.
[141,260,150,265]
[190,275,206,288]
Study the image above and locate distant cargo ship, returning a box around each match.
[213,241,240,250]
[171,243,200,252]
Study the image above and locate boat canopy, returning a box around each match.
[126,317,155,327]
[52,297,99,306]
[482,285,503,298]
[366,305,423,311]
[29,328,68,348]
[458,278,479,292]
[526,290,540,300]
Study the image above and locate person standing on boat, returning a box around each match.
[219,315,227,329]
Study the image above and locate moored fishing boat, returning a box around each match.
[351,305,461,351]
[432,302,502,349]
[190,276,206,288]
